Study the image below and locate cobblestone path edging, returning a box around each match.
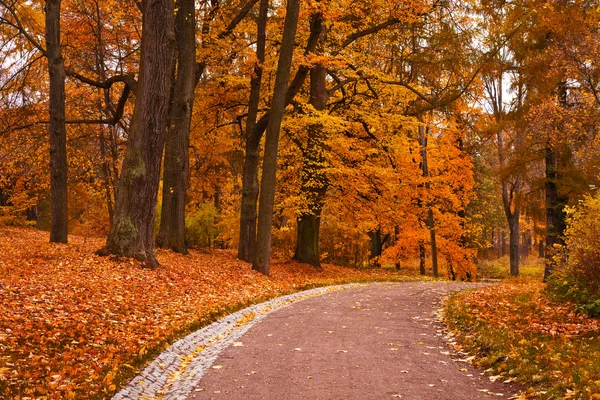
[112,283,368,400]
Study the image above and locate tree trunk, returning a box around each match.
[368,228,389,267]
[103,0,175,267]
[253,0,300,275]
[419,242,426,275]
[294,16,327,267]
[419,124,438,277]
[394,225,401,270]
[99,127,114,222]
[45,0,68,243]
[238,9,323,262]
[544,145,568,280]
[156,0,196,254]
[295,215,321,265]
[539,240,544,258]
[238,0,268,262]
[508,214,520,276]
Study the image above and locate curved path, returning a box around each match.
[114,282,521,400]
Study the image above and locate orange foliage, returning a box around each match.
[457,283,600,338]
[0,227,419,399]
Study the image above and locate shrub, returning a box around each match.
[546,193,600,312]
[186,202,219,248]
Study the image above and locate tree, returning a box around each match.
[293,11,327,267]
[419,123,439,277]
[156,0,196,254]
[102,0,176,267]
[238,0,269,262]
[45,0,68,243]
[253,0,300,275]
[0,0,69,242]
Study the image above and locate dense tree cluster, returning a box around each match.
[1,0,599,278]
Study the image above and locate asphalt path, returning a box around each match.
[187,281,521,400]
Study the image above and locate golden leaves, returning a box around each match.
[445,282,600,399]
[0,227,414,398]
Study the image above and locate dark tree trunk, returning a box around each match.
[501,231,506,256]
[156,0,196,254]
[238,10,323,262]
[508,213,520,276]
[539,240,544,258]
[419,124,438,277]
[427,208,438,277]
[253,0,300,275]
[99,127,114,222]
[394,225,401,270]
[496,229,500,258]
[544,145,568,281]
[238,0,268,262]
[368,228,389,267]
[419,242,426,275]
[45,0,68,243]
[102,0,175,267]
[294,16,327,267]
[448,260,456,280]
[295,215,322,265]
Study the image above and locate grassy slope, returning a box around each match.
[444,259,600,399]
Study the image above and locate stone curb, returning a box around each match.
[112,283,369,400]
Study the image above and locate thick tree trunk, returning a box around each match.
[544,145,568,281]
[368,228,389,267]
[156,0,196,254]
[45,0,68,243]
[294,20,327,267]
[239,142,260,261]
[238,0,268,262]
[295,215,321,265]
[253,0,300,275]
[103,0,175,267]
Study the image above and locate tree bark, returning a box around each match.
[156,0,196,254]
[253,0,300,275]
[238,11,323,262]
[419,124,438,277]
[508,213,520,276]
[544,145,568,280]
[238,0,268,262]
[103,0,175,267]
[368,228,389,267]
[294,14,327,267]
[497,124,520,276]
[419,241,426,275]
[45,0,68,243]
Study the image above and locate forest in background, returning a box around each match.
[4,1,600,398]
[1,0,600,278]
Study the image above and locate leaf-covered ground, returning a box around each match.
[0,227,421,399]
[443,280,600,399]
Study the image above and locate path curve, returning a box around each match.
[114,282,521,400]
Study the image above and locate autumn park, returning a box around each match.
[3,0,600,398]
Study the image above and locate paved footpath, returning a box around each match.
[114,282,522,400]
